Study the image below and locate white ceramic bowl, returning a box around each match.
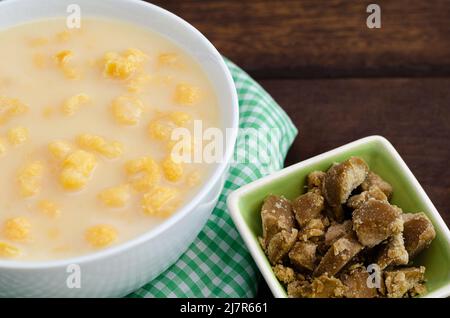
[0,0,238,297]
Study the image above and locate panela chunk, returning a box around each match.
[314,237,363,277]
[361,171,393,199]
[323,157,369,220]
[341,266,378,298]
[402,212,436,258]
[298,218,326,242]
[288,274,346,298]
[347,186,387,210]
[292,192,324,227]
[324,220,353,246]
[384,266,426,298]
[289,241,317,271]
[273,264,296,285]
[266,229,298,265]
[376,234,409,270]
[306,171,326,191]
[352,199,403,247]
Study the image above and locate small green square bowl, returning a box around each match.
[227,136,450,298]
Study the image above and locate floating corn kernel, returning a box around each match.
[60,150,97,190]
[141,186,178,217]
[62,150,97,176]
[8,126,29,146]
[85,225,117,248]
[103,48,147,80]
[125,157,161,192]
[54,50,73,66]
[168,111,191,126]
[37,200,61,218]
[186,170,201,187]
[28,37,49,47]
[174,83,200,106]
[0,137,6,157]
[42,106,54,118]
[32,53,47,69]
[18,161,44,197]
[126,73,151,93]
[158,53,179,66]
[98,184,130,208]
[59,168,88,191]
[62,93,90,116]
[55,30,70,42]
[76,134,123,159]
[111,96,144,125]
[3,217,31,242]
[162,156,183,182]
[48,140,73,161]
[0,95,28,125]
[0,241,20,258]
[148,120,173,141]
[54,50,80,79]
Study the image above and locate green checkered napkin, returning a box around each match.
[128,59,298,298]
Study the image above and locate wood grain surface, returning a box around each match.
[146,0,450,297]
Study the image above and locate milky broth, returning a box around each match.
[0,18,219,260]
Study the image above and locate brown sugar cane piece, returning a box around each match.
[289,241,317,271]
[361,171,393,199]
[298,218,326,242]
[341,266,378,298]
[352,199,403,247]
[273,264,296,285]
[384,266,426,298]
[260,195,296,250]
[324,220,353,246]
[347,186,388,210]
[376,234,409,270]
[287,274,346,298]
[402,212,436,258]
[323,157,369,221]
[314,237,363,277]
[266,229,298,265]
[306,171,326,192]
[292,192,324,228]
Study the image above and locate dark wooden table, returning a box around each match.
[149,0,450,297]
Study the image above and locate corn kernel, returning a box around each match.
[0,137,7,157]
[28,37,49,47]
[0,95,28,124]
[76,134,123,159]
[111,96,144,125]
[62,150,97,177]
[174,83,200,106]
[141,186,178,217]
[54,50,73,66]
[162,156,183,182]
[125,157,161,192]
[42,106,54,118]
[148,120,172,141]
[33,53,46,69]
[98,184,130,208]
[55,30,70,42]
[103,48,147,80]
[158,53,179,66]
[3,217,31,241]
[62,93,90,116]
[48,140,73,161]
[0,241,20,258]
[126,73,151,93]
[18,161,44,197]
[37,200,61,218]
[8,126,29,146]
[85,225,117,248]
[168,111,192,126]
[59,168,88,191]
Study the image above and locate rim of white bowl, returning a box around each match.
[0,0,239,269]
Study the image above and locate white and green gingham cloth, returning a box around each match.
[128,59,298,298]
